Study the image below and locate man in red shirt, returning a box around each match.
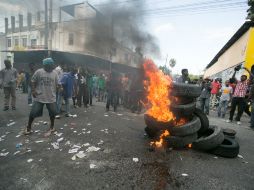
[227,67,250,125]
[210,78,221,108]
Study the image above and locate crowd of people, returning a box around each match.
[178,66,254,129]
[0,58,144,135]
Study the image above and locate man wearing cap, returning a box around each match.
[24,58,58,135]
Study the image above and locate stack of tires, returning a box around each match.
[144,83,240,158]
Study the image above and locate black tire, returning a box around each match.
[209,136,239,158]
[194,108,209,137]
[170,83,202,98]
[144,114,174,130]
[172,97,195,105]
[165,133,198,148]
[223,128,236,138]
[168,116,201,136]
[171,102,196,117]
[144,126,160,139]
[193,125,224,151]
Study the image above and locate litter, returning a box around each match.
[34,123,40,126]
[97,140,104,145]
[78,133,81,136]
[16,135,21,138]
[13,151,20,155]
[76,151,86,158]
[72,145,81,149]
[117,113,123,116]
[5,132,10,135]
[238,155,244,159]
[0,152,9,157]
[70,123,76,126]
[39,159,42,162]
[71,155,76,160]
[87,123,92,126]
[73,131,77,133]
[86,146,100,152]
[242,161,248,164]
[90,164,97,169]
[16,143,23,149]
[86,131,91,134]
[181,173,189,177]
[1,149,6,152]
[64,124,68,127]
[0,137,4,142]
[82,128,86,131]
[35,140,44,143]
[27,159,33,163]
[133,158,139,162]
[9,120,13,122]
[7,122,16,127]
[68,148,79,154]
[71,114,77,118]
[1,135,6,138]
[51,142,59,149]
[43,122,48,125]
[60,128,63,130]
[214,156,218,159]
[104,114,109,117]
[34,130,40,133]
[20,178,28,182]
[82,143,90,147]
[57,138,64,143]
[65,141,71,145]
[55,132,63,137]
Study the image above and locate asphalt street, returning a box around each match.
[0,90,254,190]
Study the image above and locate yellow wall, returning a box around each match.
[244,28,254,73]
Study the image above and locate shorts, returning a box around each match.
[29,101,57,118]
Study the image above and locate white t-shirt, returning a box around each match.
[220,86,233,101]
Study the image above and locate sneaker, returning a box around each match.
[3,107,9,111]
[55,115,60,119]
[65,113,71,117]
[237,121,241,125]
[226,119,232,123]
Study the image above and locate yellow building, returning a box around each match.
[204,21,254,81]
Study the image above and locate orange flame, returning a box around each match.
[188,144,192,148]
[143,59,175,122]
[150,130,170,148]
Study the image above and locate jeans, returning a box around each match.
[3,86,16,108]
[217,100,228,117]
[27,85,32,104]
[106,91,118,111]
[229,97,245,121]
[64,98,70,114]
[250,102,254,128]
[210,94,217,108]
[199,97,210,114]
[56,92,63,114]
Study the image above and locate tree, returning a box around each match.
[159,65,171,76]
[169,58,176,68]
[247,0,254,21]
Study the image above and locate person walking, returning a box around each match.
[210,78,221,108]
[24,58,58,135]
[199,78,212,115]
[0,60,17,111]
[217,80,233,118]
[26,62,36,106]
[97,74,105,102]
[226,66,250,125]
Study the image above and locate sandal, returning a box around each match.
[23,128,32,135]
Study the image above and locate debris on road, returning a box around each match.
[87,123,92,126]
[238,155,244,159]
[55,132,63,137]
[97,140,104,145]
[133,158,139,162]
[13,151,20,155]
[7,122,16,127]
[16,143,23,149]
[90,163,97,169]
[35,140,44,143]
[0,152,9,157]
[86,131,91,134]
[82,143,90,147]
[86,146,100,152]
[71,155,76,160]
[57,137,64,143]
[69,148,79,154]
[27,159,33,163]
[15,135,21,138]
[0,137,4,142]
[1,149,6,152]
[181,173,189,177]
[76,151,86,158]
[43,122,48,125]
[117,113,123,116]
[104,114,109,117]
[214,156,218,159]
[100,129,109,134]
[51,142,59,149]
[64,124,68,127]
[65,141,71,145]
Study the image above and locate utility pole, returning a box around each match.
[48,0,53,56]
[44,0,49,54]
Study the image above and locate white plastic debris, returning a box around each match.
[27,159,33,163]
[64,124,68,127]
[133,158,139,162]
[35,140,44,143]
[86,131,91,134]
[5,132,10,135]
[90,164,97,169]
[13,151,20,155]
[86,146,100,152]
[87,123,92,126]
[68,148,79,154]
[7,122,16,127]
[9,120,13,122]
[104,114,109,117]
[76,151,86,158]
[55,132,62,137]
[1,135,6,138]
[34,130,40,133]
[71,114,77,118]
[0,152,9,157]
[65,141,71,145]
[82,128,86,131]
[97,140,104,145]
[51,142,59,149]
[72,145,81,149]
[117,113,123,116]
[82,143,90,147]
[181,173,189,177]
[238,155,244,159]
[71,155,76,160]
[1,149,6,152]
[39,159,42,162]
[60,128,63,130]
[214,156,218,159]
[73,131,77,133]
[0,137,4,142]
[16,135,21,138]
[57,138,64,143]
[43,122,48,125]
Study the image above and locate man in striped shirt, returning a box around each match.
[227,67,250,125]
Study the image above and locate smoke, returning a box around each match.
[86,0,161,59]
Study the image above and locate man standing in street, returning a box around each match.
[24,58,58,135]
[26,62,36,106]
[0,60,17,111]
[210,78,221,108]
[227,66,250,125]
[199,78,212,115]
[177,69,191,84]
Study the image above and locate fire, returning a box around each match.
[188,144,192,148]
[143,59,175,122]
[150,130,170,148]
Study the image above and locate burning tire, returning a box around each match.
[172,97,195,105]
[144,114,174,130]
[168,116,201,136]
[193,108,209,137]
[144,126,160,139]
[208,136,239,158]
[165,133,198,148]
[170,102,196,117]
[223,128,236,139]
[170,83,202,98]
[192,125,224,151]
